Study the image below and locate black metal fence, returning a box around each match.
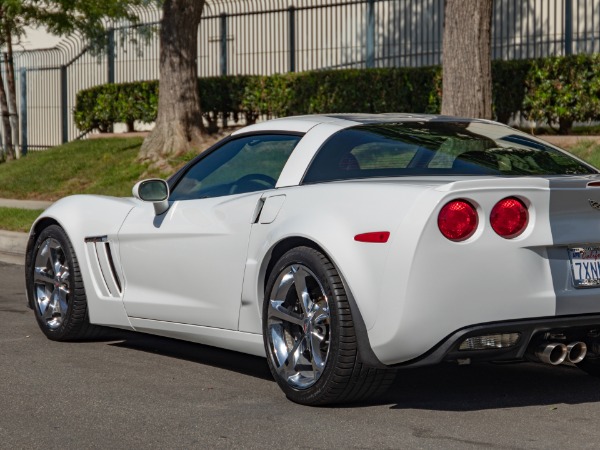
[6,0,600,152]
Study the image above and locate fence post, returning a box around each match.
[19,68,27,156]
[220,13,228,128]
[288,6,296,72]
[366,0,375,68]
[60,65,68,144]
[564,0,573,55]
[220,13,228,76]
[107,27,116,83]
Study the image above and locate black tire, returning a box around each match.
[27,225,102,341]
[263,246,394,406]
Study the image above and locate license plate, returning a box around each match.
[569,246,600,288]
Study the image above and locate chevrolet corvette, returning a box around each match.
[25,114,600,405]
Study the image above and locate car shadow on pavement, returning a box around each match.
[101,330,600,410]
[108,330,274,382]
[385,361,600,411]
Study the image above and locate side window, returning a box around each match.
[170,134,301,201]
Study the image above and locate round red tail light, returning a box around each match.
[438,200,478,241]
[490,197,528,238]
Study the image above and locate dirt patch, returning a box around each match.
[88,131,150,139]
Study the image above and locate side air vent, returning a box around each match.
[84,236,123,298]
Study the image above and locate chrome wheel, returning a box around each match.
[33,237,71,330]
[267,264,331,390]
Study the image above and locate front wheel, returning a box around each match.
[263,246,394,405]
[27,225,100,341]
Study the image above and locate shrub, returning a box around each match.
[492,59,533,124]
[523,54,600,134]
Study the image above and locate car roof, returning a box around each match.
[231,113,497,135]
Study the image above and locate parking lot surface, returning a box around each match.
[2,261,600,449]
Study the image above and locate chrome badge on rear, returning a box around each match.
[588,199,600,210]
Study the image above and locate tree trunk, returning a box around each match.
[139,0,206,162]
[441,0,493,119]
[0,67,13,161]
[4,33,19,158]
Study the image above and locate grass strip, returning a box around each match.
[565,140,600,168]
[0,207,44,233]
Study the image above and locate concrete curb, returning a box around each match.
[0,198,52,210]
[0,230,28,265]
[0,199,51,265]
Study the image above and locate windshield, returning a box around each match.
[302,121,596,183]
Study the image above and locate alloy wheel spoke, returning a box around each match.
[42,290,57,321]
[57,286,69,315]
[51,247,62,276]
[35,240,51,268]
[34,268,54,285]
[269,326,289,367]
[272,271,294,302]
[36,286,50,316]
[59,267,70,286]
[277,336,305,376]
[269,301,304,327]
[309,332,326,375]
[292,266,312,314]
[311,299,330,325]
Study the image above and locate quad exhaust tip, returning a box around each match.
[536,343,568,365]
[566,342,587,364]
[535,342,587,365]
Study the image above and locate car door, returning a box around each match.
[118,133,301,330]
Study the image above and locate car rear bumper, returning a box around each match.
[390,314,600,368]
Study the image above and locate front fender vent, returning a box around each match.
[84,236,123,298]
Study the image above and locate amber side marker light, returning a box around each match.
[490,197,529,238]
[354,232,390,243]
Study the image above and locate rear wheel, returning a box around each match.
[263,246,394,405]
[28,225,100,341]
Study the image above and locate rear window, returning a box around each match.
[302,122,596,183]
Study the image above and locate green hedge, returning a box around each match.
[74,69,441,133]
[241,67,441,116]
[74,77,259,133]
[74,55,600,135]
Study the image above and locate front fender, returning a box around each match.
[26,195,138,328]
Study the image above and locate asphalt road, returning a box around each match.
[3,261,600,449]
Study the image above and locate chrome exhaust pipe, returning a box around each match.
[566,342,587,364]
[535,343,568,365]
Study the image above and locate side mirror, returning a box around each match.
[132,179,170,215]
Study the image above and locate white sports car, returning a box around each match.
[26,114,600,405]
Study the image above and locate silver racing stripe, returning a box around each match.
[547,176,600,316]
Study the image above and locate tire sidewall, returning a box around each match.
[263,246,346,405]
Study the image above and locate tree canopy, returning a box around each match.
[0,0,151,161]
[2,0,150,48]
